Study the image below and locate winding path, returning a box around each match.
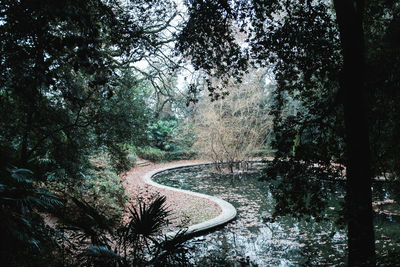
[122,160,237,236]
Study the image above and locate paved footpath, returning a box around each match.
[122,160,236,235]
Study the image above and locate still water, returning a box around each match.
[153,164,399,266]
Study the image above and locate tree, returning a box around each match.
[333,0,375,264]
[0,0,179,177]
[177,0,400,265]
[194,69,273,171]
[0,0,182,264]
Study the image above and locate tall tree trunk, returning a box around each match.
[333,0,376,265]
[20,109,33,166]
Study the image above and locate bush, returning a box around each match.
[80,169,127,221]
[149,120,178,151]
[164,150,198,161]
[0,168,63,266]
[46,151,129,224]
[135,146,167,162]
[48,168,128,224]
[104,144,138,173]
[135,146,199,162]
[127,149,137,166]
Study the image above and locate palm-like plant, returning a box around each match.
[119,195,169,258]
[69,195,189,266]
[61,196,114,245]
[0,168,62,265]
[127,195,169,237]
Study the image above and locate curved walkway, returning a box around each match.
[123,161,237,237]
[143,162,237,237]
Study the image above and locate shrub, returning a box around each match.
[135,146,198,162]
[79,169,127,221]
[0,168,63,266]
[149,120,178,151]
[164,150,198,161]
[46,151,129,224]
[126,149,137,166]
[135,146,167,162]
[106,144,138,173]
[48,168,128,224]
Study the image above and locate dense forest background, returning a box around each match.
[1,0,399,266]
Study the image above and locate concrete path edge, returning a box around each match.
[142,162,237,237]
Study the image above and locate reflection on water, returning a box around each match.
[154,164,399,266]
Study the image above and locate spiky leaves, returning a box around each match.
[0,168,62,265]
[66,195,188,266]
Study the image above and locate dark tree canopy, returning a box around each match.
[177,0,400,265]
[0,1,181,265]
[0,0,177,178]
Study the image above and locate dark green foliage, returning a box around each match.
[54,172,126,224]
[249,1,347,221]
[94,70,152,172]
[60,196,115,249]
[135,146,198,162]
[149,120,179,151]
[163,150,198,161]
[45,151,129,226]
[138,119,197,162]
[178,0,345,218]
[177,0,250,100]
[0,0,181,264]
[135,146,167,162]
[0,168,63,266]
[127,195,169,237]
[365,1,400,180]
[0,0,168,180]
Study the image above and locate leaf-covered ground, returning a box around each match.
[122,160,221,231]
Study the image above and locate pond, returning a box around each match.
[153,163,400,266]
